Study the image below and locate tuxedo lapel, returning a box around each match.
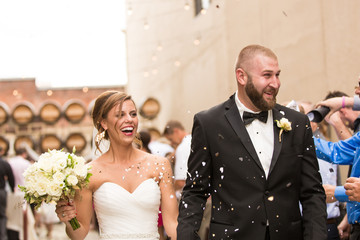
[269,106,284,175]
[224,96,263,171]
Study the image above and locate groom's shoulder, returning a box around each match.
[196,95,234,118]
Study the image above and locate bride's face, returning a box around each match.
[102,99,138,144]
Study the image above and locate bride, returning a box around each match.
[55,91,178,240]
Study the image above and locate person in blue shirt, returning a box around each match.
[314,81,360,240]
[314,132,360,218]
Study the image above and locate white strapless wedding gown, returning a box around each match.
[93,179,161,240]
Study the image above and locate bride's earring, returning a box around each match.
[96,130,106,143]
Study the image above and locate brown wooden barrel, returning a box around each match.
[39,101,62,124]
[40,134,62,152]
[0,102,10,126]
[139,97,161,120]
[63,100,86,123]
[11,102,36,125]
[0,136,9,156]
[65,133,86,153]
[14,135,35,151]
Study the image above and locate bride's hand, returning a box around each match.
[55,199,77,222]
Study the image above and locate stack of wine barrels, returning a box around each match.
[0,99,90,155]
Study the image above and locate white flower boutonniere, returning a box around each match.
[275,118,292,142]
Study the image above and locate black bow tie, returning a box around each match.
[243,111,268,125]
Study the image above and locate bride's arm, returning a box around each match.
[158,157,178,240]
[56,184,94,240]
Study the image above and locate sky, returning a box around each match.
[0,0,127,88]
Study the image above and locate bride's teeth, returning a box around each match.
[122,127,133,132]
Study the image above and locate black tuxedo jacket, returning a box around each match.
[177,94,327,240]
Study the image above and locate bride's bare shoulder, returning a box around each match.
[87,155,109,176]
[142,152,167,165]
[85,155,112,191]
[143,153,173,177]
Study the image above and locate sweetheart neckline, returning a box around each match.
[95,178,158,195]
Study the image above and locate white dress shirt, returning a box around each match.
[235,91,274,178]
[8,155,31,190]
[174,135,192,180]
[313,129,340,219]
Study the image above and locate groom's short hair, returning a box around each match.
[234,44,278,72]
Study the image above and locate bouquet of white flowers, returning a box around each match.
[19,148,92,230]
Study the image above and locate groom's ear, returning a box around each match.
[236,68,247,86]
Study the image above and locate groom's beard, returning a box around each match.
[245,75,277,111]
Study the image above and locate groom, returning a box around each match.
[177,45,327,240]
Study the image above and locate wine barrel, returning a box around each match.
[0,102,10,126]
[40,134,62,152]
[0,136,9,156]
[63,100,86,123]
[14,135,34,151]
[139,97,160,120]
[65,133,86,153]
[11,102,36,125]
[39,101,62,125]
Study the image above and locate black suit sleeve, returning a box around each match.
[6,161,15,192]
[299,117,328,240]
[0,159,15,192]
[177,114,212,240]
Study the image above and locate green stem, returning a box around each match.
[69,217,80,230]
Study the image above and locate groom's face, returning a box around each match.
[244,55,281,111]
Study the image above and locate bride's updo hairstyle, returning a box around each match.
[91,90,140,152]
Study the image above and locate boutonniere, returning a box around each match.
[275,117,292,143]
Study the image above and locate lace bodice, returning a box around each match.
[93,179,161,240]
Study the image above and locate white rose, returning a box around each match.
[277,118,292,131]
[24,172,35,182]
[40,150,68,172]
[73,164,88,178]
[73,155,85,166]
[66,175,78,186]
[37,157,53,172]
[276,117,292,143]
[53,157,67,171]
[51,151,68,169]
[52,171,66,183]
[24,176,37,194]
[23,163,37,176]
[46,182,63,197]
[64,167,73,176]
[35,181,48,196]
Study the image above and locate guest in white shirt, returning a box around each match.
[8,148,31,191]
